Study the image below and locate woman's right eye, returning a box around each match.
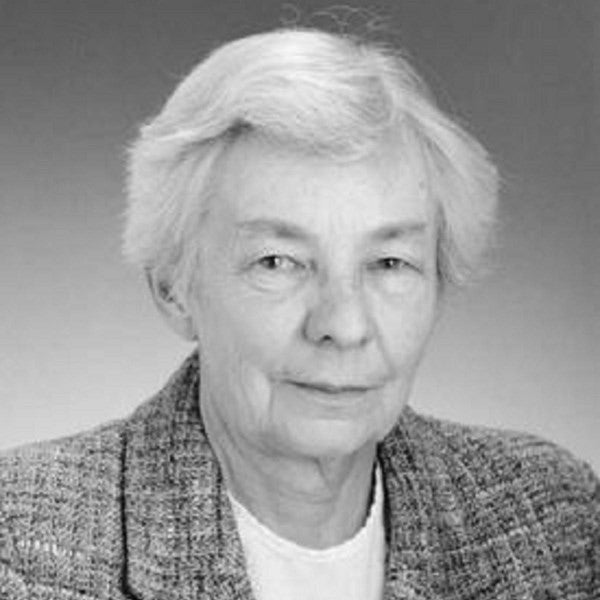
[256,255,299,271]
[246,254,309,291]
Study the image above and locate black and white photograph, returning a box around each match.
[1,1,598,598]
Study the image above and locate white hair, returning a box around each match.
[124,28,499,301]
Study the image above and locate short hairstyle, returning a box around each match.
[124,28,499,301]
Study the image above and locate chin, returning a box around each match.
[272,417,382,460]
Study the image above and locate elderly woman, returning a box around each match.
[1,28,598,600]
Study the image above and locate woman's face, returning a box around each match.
[189,135,439,460]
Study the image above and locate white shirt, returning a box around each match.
[228,465,385,600]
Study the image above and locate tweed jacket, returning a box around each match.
[1,354,598,600]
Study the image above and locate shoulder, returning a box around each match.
[0,353,199,597]
[0,420,126,597]
[383,409,599,593]
[1,416,125,471]
[401,409,598,499]
[0,418,126,510]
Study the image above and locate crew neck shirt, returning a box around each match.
[228,465,385,600]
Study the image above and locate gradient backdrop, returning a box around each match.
[1,1,598,471]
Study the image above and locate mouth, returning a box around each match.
[287,380,376,396]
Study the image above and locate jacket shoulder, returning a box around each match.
[387,410,599,595]
[406,410,598,495]
[0,420,126,597]
[0,418,126,509]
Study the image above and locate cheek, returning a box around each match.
[373,285,437,369]
[194,279,305,376]
[195,298,275,434]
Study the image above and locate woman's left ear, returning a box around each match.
[146,270,197,341]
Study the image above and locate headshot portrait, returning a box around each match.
[1,2,598,599]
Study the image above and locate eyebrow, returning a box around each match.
[236,219,309,241]
[235,218,428,242]
[370,222,428,241]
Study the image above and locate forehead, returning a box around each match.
[210,134,434,237]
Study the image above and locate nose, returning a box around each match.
[303,277,374,349]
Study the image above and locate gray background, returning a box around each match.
[1,0,598,471]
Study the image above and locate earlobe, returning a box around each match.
[146,270,197,341]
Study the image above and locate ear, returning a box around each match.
[146,270,197,341]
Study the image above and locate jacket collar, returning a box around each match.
[122,353,442,599]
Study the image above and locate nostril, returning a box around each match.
[303,298,373,349]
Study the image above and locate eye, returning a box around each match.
[256,254,303,272]
[368,257,412,272]
[365,256,423,295]
[246,254,309,291]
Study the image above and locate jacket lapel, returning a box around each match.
[122,353,255,600]
[378,410,553,600]
[379,410,442,600]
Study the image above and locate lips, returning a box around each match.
[287,380,376,395]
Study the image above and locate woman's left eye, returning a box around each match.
[368,257,411,271]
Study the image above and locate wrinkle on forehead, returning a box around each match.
[201,132,437,267]
[221,133,427,199]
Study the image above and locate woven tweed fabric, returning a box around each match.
[0,353,598,600]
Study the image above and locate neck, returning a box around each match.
[200,390,377,549]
